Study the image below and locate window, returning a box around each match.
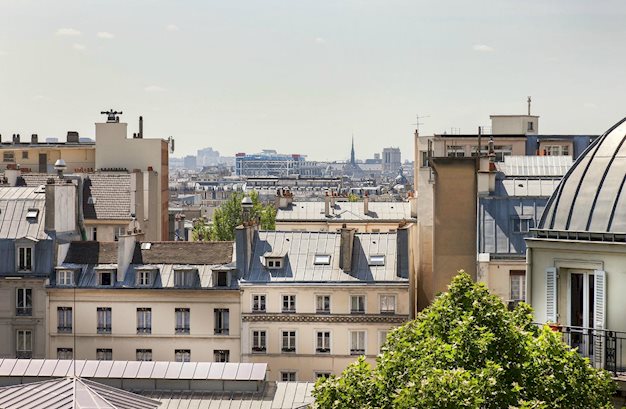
[57,307,72,333]
[214,349,229,362]
[97,271,113,287]
[527,121,534,131]
[137,308,152,334]
[470,145,489,157]
[316,295,330,314]
[57,270,74,286]
[26,209,39,221]
[494,145,513,162]
[368,255,385,266]
[281,372,296,381]
[420,151,429,167]
[266,257,283,269]
[175,349,191,362]
[350,331,366,355]
[315,372,331,379]
[214,308,229,334]
[97,307,112,334]
[135,270,154,287]
[175,308,190,334]
[379,331,389,353]
[3,151,14,163]
[88,227,97,241]
[114,226,125,241]
[544,145,569,156]
[510,270,526,302]
[446,145,465,158]
[314,254,331,265]
[282,330,296,353]
[174,270,197,288]
[380,295,396,314]
[282,295,296,313]
[213,270,229,287]
[96,348,112,361]
[16,330,32,359]
[57,348,73,360]
[252,294,266,312]
[16,288,32,316]
[316,331,331,354]
[17,247,33,271]
[351,295,365,314]
[22,151,28,159]
[252,330,267,353]
[136,270,153,287]
[512,217,532,234]
[136,349,152,361]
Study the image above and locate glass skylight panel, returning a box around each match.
[26,209,39,220]
[314,254,331,265]
[368,255,385,266]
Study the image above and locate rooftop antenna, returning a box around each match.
[527,96,531,116]
[411,114,430,136]
[100,109,123,123]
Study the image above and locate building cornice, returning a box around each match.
[242,313,408,324]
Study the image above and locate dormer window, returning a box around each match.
[213,270,230,288]
[17,247,33,271]
[26,209,39,221]
[265,257,283,269]
[314,254,331,265]
[97,271,113,287]
[57,270,74,286]
[136,270,154,287]
[368,255,385,266]
[174,269,198,288]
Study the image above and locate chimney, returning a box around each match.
[339,224,356,273]
[12,134,20,143]
[130,170,145,232]
[363,193,369,215]
[117,230,139,282]
[5,166,21,186]
[176,214,186,241]
[31,134,38,144]
[66,131,80,143]
[45,179,77,233]
[139,116,144,138]
[396,227,409,278]
[236,223,257,276]
[324,192,330,217]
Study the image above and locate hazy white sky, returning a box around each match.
[1,0,625,161]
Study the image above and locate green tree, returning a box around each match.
[347,193,360,202]
[210,191,276,241]
[313,272,615,409]
[191,217,211,241]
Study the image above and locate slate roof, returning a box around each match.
[0,186,49,240]
[0,377,159,409]
[15,173,53,187]
[540,117,626,234]
[276,201,414,222]
[63,241,234,265]
[243,231,408,283]
[82,173,132,220]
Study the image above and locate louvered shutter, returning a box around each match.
[545,267,558,323]
[593,270,606,368]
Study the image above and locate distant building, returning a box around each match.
[197,147,220,166]
[183,155,197,169]
[235,150,306,177]
[382,147,401,174]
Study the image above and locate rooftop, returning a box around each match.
[82,174,132,220]
[276,201,414,222]
[496,155,573,177]
[0,186,49,240]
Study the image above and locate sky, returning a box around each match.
[1,0,625,161]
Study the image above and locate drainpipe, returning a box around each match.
[526,245,532,306]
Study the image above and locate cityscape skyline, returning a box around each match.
[2,0,626,159]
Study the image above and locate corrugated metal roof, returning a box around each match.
[496,178,561,197]
[496,155,573,177]
[276,201,414,222]
[0,359,267,381]
[244,231,408,283]
[0,377,159,409]
[0,187,49,240]
[145,382,314,409]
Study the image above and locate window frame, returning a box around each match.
[97,270,113,287]
[252,329,267,353]
[213,349,230,362]
[16,329,32,359]
[316,330,331,354]
[282,294,296,313]
[316,294,331,314]
[350,295,366,314]
[380,294,396,314]
[97,307,112,334]
[136,348,153,361]
[281,330,297,353]
[175,308,190,334]
[379,330,389,353]
[57,348,73,360]
[350,330,366,355]
[3,151,15,163]
[175,349,191,362]
[214,308,230,335]
[136,270,154,287]
[57,307,73,334]
[252,294,266,313]
[136,308,152,334]
[17,246,34,272]
[509,270,526,302]
[313,254,331,265]
[281,371,297,382]
[96,348,112,361]
[16,288,33,316]
[57,270,74,286]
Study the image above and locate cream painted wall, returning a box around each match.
[0,146,95,172]
[48,289,241,361]
[478,260,526,302]
[491,116,539,135]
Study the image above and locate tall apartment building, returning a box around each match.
[47,236,239,362]
[236,226,410,381]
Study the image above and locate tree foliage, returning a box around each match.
[313,272,615,409]
[191,217,211,241]
[210,191,276,241]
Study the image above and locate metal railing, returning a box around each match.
[15,307,32,316]
[547,324,626,376]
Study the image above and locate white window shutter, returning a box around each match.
[593,270,606,368]
[545,267,558,323]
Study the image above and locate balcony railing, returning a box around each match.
[547,324,626,376]
[137,327,152,334]
[16,307,32,316]
[57,326,72,334]
[16,351,32,359]
[214,328,229,335]
[97,326,112,334]
[350,348,365,355]
[175,327,190,335]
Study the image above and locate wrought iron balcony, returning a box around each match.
[97,326,112,334]
[57,326,72,334]
[175,327,190,335]
[15,307,32,316]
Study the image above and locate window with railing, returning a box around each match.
[96,348,112,361]
[175,349,190,362]
[282,330,296,353]
[137,308,152,334]
[214,308,229,335]
[97,307,112,334]
[136,349,152,361]
[282,295,296,313]
[316,295,330,314]
[17,247,33,271]
[175,308,190,334]
[252,330,267,353]
[252,294,266,312]
[57,348,73,360]
[16,330,32,359]
[16,288,32,316]
[57,307,72,333]
[316,331,331,354]
[214,349,229,362]
[351,295,365,314]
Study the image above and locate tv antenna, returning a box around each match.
[411,114,430,135]
[100,109,123,123]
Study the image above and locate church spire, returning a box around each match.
[350,135,356,166]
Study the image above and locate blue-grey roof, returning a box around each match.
[539,117,626,234]
[0,187,49,240]
[276,201,414,222]
[495,178,561,197]
[243,231,409,283]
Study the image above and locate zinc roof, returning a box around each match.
[496,155,573,177]
[0,186,49,240]
[276,201,414,222]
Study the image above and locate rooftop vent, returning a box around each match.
[66,131,80,143]
[26,208,39,221]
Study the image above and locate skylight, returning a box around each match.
[26,209,39,220]
[314,254,331,265]
[368,255,385,266]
